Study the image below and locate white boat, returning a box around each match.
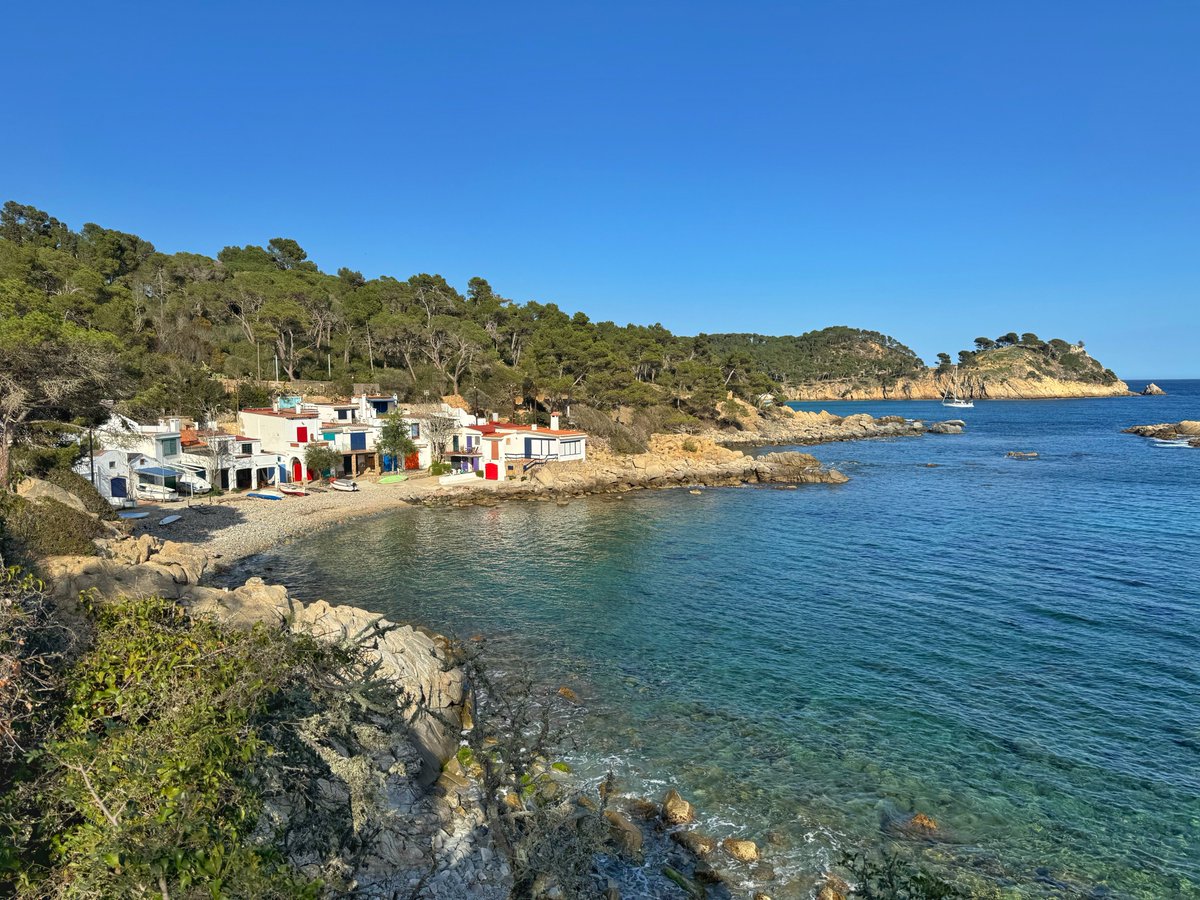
[159,514,182,525]
[279,485,309,496]
[247,489,284,500]
[330,478,359,492]
[136,482,180,502]
[942,365,975,409]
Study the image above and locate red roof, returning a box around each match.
[467,421,585,437]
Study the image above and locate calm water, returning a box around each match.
[228,380,1200,898]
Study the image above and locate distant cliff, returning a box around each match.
[784,342,1130,401]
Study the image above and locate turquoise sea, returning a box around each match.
[228,380,1200,898]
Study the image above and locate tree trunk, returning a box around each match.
[0,423,10,490]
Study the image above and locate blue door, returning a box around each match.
[110,476,127,498]
[350,431,366,451]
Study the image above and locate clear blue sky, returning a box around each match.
[5,1,1198,377]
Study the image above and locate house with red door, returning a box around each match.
[468,414,587,481]
[237,405,330,483]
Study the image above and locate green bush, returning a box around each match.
[1,594,325,898]
[43,468,117,520]
[0,493,105,564]
[681,438,699,453]
[430,461,453,476]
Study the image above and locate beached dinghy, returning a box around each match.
[378,473,408,484]
[247,489,284,500]
[330,478,359,492]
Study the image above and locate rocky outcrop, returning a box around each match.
[1140,383,1166,395]
[1123,421,1200,446]
[704,406,926,446]
[42,537,504,898]
[927,420,965,435]
[419,436,848,505]
[662,788,696,826]
[784,371,1131,401]
[15,477,90,514]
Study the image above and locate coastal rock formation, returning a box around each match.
[421,436,849,505]
[40,539,504,897]
[663,788,697,825]
[1123,421,1200,446]
[703,405,925,446]
[786,372,1131,401]
[1140,382,1166,395]
[927,420,965,434]
[721,837,760,863]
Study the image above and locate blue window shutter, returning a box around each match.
[525,437,532,457]
[351,431,366,451]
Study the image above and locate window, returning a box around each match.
[241,443,253,455]
[527,438,552,457]
[337,409,349,420]
[560,439,581,456]
[108,460,116,469]
[410,423,421,439]
[160,437,180,457]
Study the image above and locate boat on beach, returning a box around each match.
[330,478,359,492]
[247,489,284,500]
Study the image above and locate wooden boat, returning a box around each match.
[330,478,359,492]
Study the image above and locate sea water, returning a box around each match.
[232,380,1200,898]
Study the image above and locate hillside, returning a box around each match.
[705,327,925,385]
[785,337,1129,400]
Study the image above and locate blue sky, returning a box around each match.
[5,1,1198,377]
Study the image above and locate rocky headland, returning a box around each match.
[785,371,1131,401]
[1123,420,1200,447]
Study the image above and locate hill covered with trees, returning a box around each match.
[1,199,1128,482]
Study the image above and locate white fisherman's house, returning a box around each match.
[84,413,199,502]
[237,404,333,483]
[467,414,587,481]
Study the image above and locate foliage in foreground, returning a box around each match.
[0,592,330,899]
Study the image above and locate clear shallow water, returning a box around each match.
[228,380,1200,898]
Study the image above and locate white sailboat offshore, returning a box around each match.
[942,365,975,408]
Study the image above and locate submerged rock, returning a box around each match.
[721,837,759,863]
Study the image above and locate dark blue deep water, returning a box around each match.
[232,380,1200,898]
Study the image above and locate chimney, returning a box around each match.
[168,417,181,432]
[491,412,499,422]
[272,396,280,413]
[531,423,538,431]
[550,413,560,430]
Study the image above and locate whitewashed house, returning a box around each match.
[467,414,587,481]
[238,405,330,483]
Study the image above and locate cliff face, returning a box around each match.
[786,372,1131,401]
[784,345,1130,401]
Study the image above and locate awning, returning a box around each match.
[136,466,178,478]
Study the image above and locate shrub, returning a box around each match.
[1,594,326,898]
[430,461,453,476]
[43,468,116,520]
[681,438,699,453]
[0,493,106,564]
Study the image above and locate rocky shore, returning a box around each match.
[1123,419,1200,446]
[40,536,823,899]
